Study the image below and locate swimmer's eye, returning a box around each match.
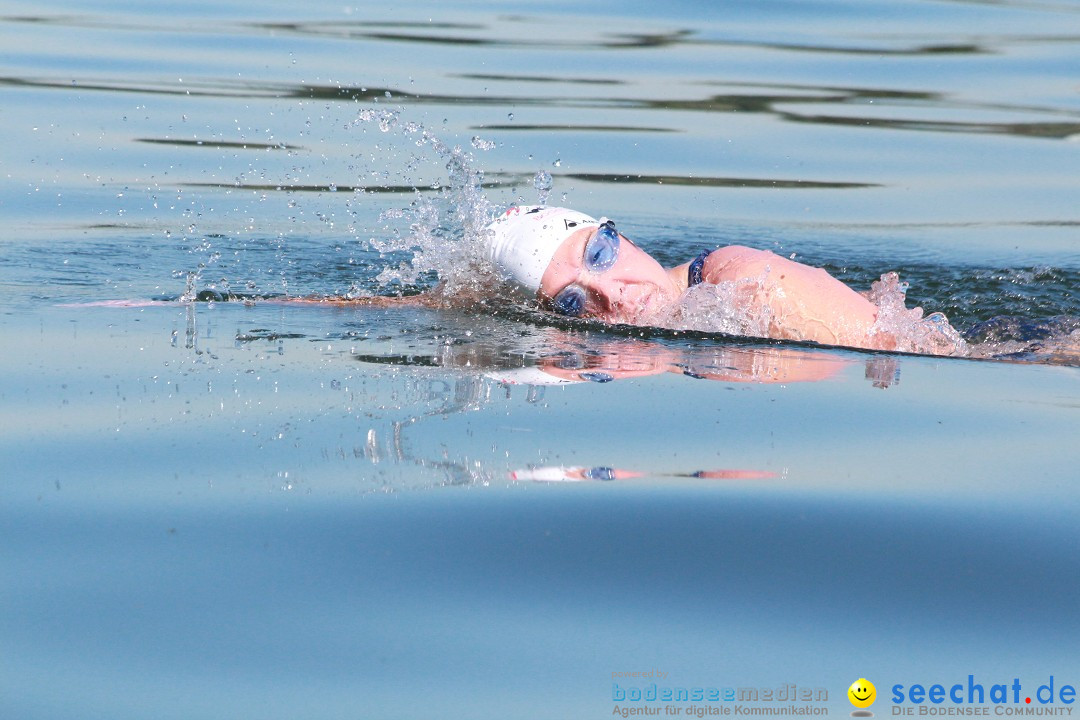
[552,284,586,317]
[583,221,620,272]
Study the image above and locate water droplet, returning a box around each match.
[471,136,495,151]
[373,109,398,132]
[533,170,553,205]
[552,158,561,167]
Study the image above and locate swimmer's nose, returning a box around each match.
[581,275,623,314]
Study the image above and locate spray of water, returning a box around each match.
[353,109,508,297]
[863,272,968,356]
[533,170,553,206]
[657,273,777,339]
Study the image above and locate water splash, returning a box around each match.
[179,270,198,304]
[865,272,969,356]
[471,135,496,151]
[356,107,400,134]
[533,170,553,206]
[658,273,777,339]
[355,110,499,296]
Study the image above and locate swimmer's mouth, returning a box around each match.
[613,288,651,323]
[622,288,671,324]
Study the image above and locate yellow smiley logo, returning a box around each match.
[848,678,876,709]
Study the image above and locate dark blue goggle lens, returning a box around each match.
[583,222,619,272]
[552,284,586,316]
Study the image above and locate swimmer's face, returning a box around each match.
[538,225,679,324]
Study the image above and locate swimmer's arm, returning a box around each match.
[698,246,883,348]
[279,292,444,308]
[266,281,477,308]
[66,294,443,308]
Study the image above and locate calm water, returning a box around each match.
[2,1,1079,718]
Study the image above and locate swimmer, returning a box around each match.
[87,204,961,355]
[485,205,961,353]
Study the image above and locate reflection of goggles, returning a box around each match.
[552,351,615,383]
[550,219,620,317]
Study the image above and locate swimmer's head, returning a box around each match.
[484,205,601,294]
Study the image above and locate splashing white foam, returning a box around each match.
[864,272,968,356]
[356,112,502,296]
[655,272,777,339]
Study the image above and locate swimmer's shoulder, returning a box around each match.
[700,245,783,283]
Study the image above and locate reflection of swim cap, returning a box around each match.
[484,366,581,386]
[485,205,600,294]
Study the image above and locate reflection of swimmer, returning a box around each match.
[510,466,776,482]
[485,206,965,354]
[468,330,850,385]
[528,343,844,384]
[354,325,889,387]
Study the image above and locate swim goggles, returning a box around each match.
[550,219,620,317]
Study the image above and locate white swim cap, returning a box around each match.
[484,205,600,294]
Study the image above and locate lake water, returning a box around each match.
[1,1,1079,718]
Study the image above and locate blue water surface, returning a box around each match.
[1,0,1079,718]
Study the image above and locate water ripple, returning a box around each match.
[5,71,1076,142]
